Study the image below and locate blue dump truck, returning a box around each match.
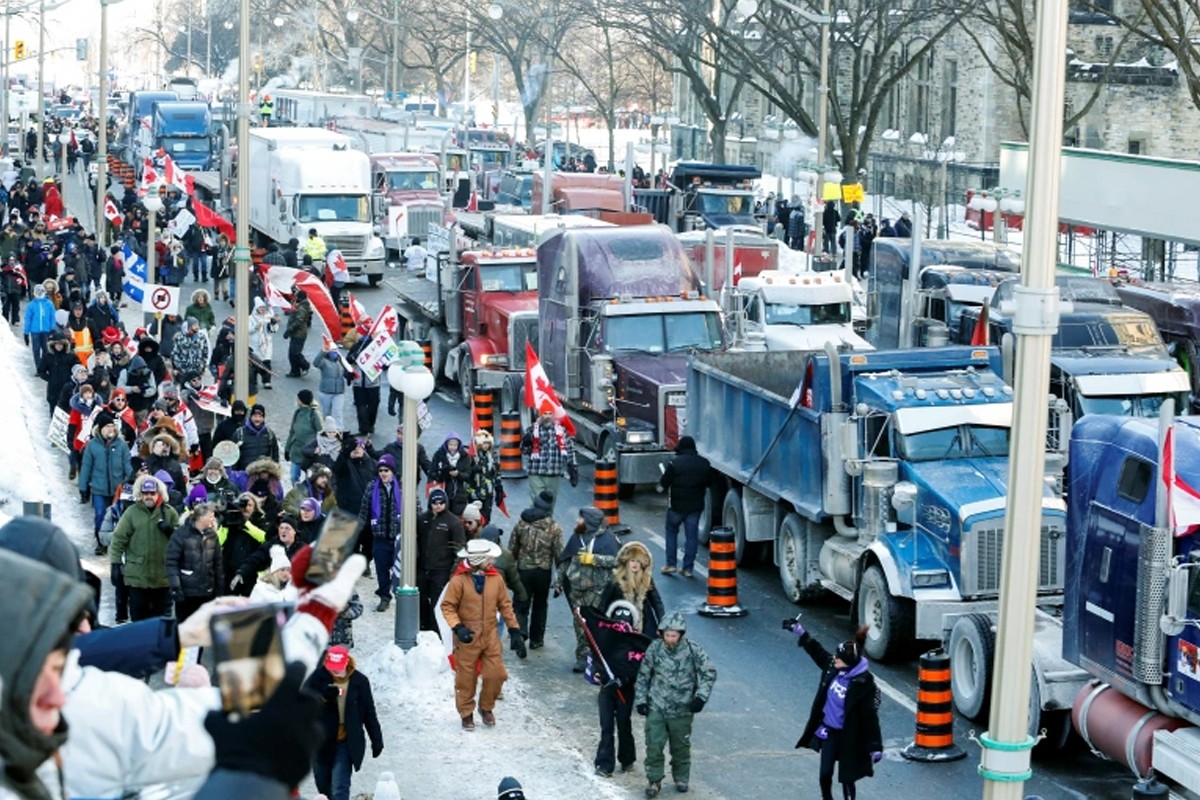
[687,345,1070,661]
[1064,411,1200,792]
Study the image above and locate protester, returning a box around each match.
[521,409,578,510]
[556,507,620,673]
[416,487,466,630]
[305,646,384,800]
[657,436,711,579]
[510,490,563,651]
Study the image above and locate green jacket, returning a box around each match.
[493,548,528,604]
[285,300,312,341]
[635,616,717,717]
[109,478,180,588]
[184,299,216,330]
[285,402,323,463]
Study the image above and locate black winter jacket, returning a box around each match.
[334,447,377,514]
[416,508,466,574]
[306,664,383,771]
[165,519,224,599]
[795,632,883,785]
[659,440,712,514]
[235,536,304,583]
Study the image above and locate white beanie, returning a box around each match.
[462,501,483,523]
[268,544,291,573]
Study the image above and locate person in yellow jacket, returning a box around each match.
[303,228,327,262]
[259,94,274,125]
[216,491,267,596]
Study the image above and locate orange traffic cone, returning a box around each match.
[467,190,479,212]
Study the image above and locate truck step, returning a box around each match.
[820,579,854,602]
[1153,728,1200,794]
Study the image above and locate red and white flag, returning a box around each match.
[732,262,743,286]
[263,280,293,311]
[1163,424,1200,536]
[163,154,192,195]
[367,304,400,341]
[140,158,159,194]
[524,342,576,435]
[326,250,349,285]
[294,271,342,339]
[194,382,231,416]
[346,291,370,331]
[103,196,123,228]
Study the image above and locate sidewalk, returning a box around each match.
[59,161,96,232]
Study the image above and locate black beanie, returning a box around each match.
[835,639,862,668]
[297,389,314,405]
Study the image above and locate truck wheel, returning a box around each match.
[949,613,995,721]
[429,329,450,383]
[778,514,808,603]
[367,274,382,287]
[721,488,749,566]
[458,357,474,409]
[856,565,914,662]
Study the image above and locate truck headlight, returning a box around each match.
[366,238,385,260]
[625,430,653,444]
[912,570,950,588]
[480,353,508,367]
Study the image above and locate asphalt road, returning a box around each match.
[70,170,1136,799]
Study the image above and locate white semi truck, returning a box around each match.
[247,128,386,285]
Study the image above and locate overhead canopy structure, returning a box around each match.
[998,142,1200,246]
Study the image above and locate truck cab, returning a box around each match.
[732,271,872,352]
[668,162,761,231]
[1116,280,1200,410]
[539,225,725,489]
[368,152,444,254]
[149,101,213,171]
[676,226,779,291]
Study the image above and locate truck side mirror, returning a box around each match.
[1161,561,1196,637]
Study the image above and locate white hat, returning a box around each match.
[268,545,291,573]
[461,501,483,523]
[457,538,501,565]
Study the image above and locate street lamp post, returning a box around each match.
[387,347,435,650]
[35,0,44,180]
[143,190,162,286]
[234,0,250,402]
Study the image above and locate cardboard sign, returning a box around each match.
[143,283,180,316]
[48,407,69,452]
[355,330,400,382]
[841,183,865,204]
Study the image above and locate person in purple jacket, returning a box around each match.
[791,622,883,800]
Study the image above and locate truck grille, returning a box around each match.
[324,235,366,259]
[509,315,539,371]
[960,521,1065,597]
[406,208,443,241]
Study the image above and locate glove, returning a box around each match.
[510,629,527,659]
[871,751,883,764]
[567,463,579,487]
[578,552,595,566]
[454,624,474,644]
[79,489,90,504]
[322,684,341,701]
[689,698,706,714]
[230,574,244,591]
[157,518,174,534]
[791,621,806,637]
[171,589,185,606]
[203,662,323,788]
[636,703,648,716]
[372,743,384,759]
[552,586,562,598]
[110,563,123,585]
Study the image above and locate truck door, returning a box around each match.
[460,266,479,335]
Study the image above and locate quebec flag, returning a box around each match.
[122,243,148,304]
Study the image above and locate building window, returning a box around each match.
[908,50,932,135]
[1128,139,1143,154]
[884,54,901,129]
[941,58,958,137]
[1095,35,1114,58]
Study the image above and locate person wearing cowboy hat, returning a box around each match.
[439,538,525,731]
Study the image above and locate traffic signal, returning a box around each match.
[13,40,25,60]
[75,38,87,62]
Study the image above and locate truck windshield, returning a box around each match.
[479,263,537,292]
[765,301,851,326]
[696,191,754,216]
[1055,320,1164,350]
[160,137,209,154]
[897,424,1011,462]
[604,312,723,354]
[297,195,370,223]
[387,171,439,191]
[471,149,510,168]
[1076,392,1185,418]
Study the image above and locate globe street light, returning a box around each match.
[387,347,435,650]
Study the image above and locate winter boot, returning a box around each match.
[480,709,496,727]
[645,781,661,798]
[375,596,391,612]
[461,715,475,731]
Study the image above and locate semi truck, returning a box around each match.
[538,225,725,492]
[1063,409,1200,793]
[1115,279,1200,409]
[114,89,177,164]
[730,271,872,352]
[686,346,1070,662]
[367,152,445,255]
[247,128,385,284]
[138,101,214,172]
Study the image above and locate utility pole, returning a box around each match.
[234,0,250,402]
[205,0,211,76]
[95,0,111,247]
[34,0,43,180]
[2,9,10,159]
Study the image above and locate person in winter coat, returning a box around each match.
[417,487,467,629]
[0,548,92,800]
[179,373,218,460]
[284,288,313,377]
[232,514,305,591]
[521,409,578,511]
[283,462,336,518]
[136,336,168,387]
[296,499,323,545]
[66,382,102,478]
[634,611,718,797]
[822,201,840,255]
[249,544,300,603]
[78,410,132,553]
[195,456,238,503]
[510,489,563,650]
[313,414,345,471]
[359,453,405,611]
[787,204,808,251]
[305,647,383,800]
[285,388,323,483]
[65,301,94,365]
[467,429,504,520]
[118,352,158,417]
[248,297,278,389]
[378,424,431,483]
[349,364,382,437]
[104,245,124,305]
[184,287,216,331]
[217,492,268,592]
[231,403,280,469]
[39,330,77,412]
[212,233,232,301]
[791,622,883,800]
[165,501,224,621]
[244,460,284,536]
[23,282,56,371]
[138,430,187,492]
[892,211,912,238]
[440,539,525,730]
[658,435,712,578]
[109,474,180,621]
[211,399,246,449]
[428,430,474,515]
[85,290,119,344]
[557,506,621,672]
[171,317,210,381]
[334,437,377,572]
[316,341,349,426]
[599,541,665,639]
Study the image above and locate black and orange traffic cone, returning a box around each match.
[698,526,747,618]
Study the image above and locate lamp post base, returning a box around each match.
[394,585,420,650]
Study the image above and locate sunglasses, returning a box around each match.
[111,397,125,404]
[378,467,393,473]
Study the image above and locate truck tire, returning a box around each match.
[856,565,914,662]
[367,274,382,287]
[458,355,474,408]
[429,329,450,383]
[778,514,822,604]
[949,613,995,721]
[721,488,749,566]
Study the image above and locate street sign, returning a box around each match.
[842,183,865,204]
[75,38,87,61]
[142,284,180,316]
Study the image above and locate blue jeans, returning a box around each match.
[373,538,396,600]
[290,461,304,484]
[90,491,113,537]
[30,332,48,372]
[313,740,353,800]
[664,508,700,572]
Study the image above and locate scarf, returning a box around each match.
[370,476,403,522]
[530,420,565,455]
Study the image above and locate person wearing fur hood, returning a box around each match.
[136,428,186,491]
[249,545,300,603]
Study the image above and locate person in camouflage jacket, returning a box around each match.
[170,318,210,381]
[510,489,564,649]
[330,590,364,649]
[555,506,620,672]
[634,611,718,796]
[466,429,504,520]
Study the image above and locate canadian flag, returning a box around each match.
[524,342,576,435]
[1163,424,1200,536]
[294,271,342,338]
[326,250,349,286]
[346,292,370,331]
[367,304,400,341]
[263,280,293,311]
[103,196,123,228]
[163,154,192,195]
[140,158,159,192]
[732,262,743,286]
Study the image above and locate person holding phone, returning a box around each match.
[305,646,383,800]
